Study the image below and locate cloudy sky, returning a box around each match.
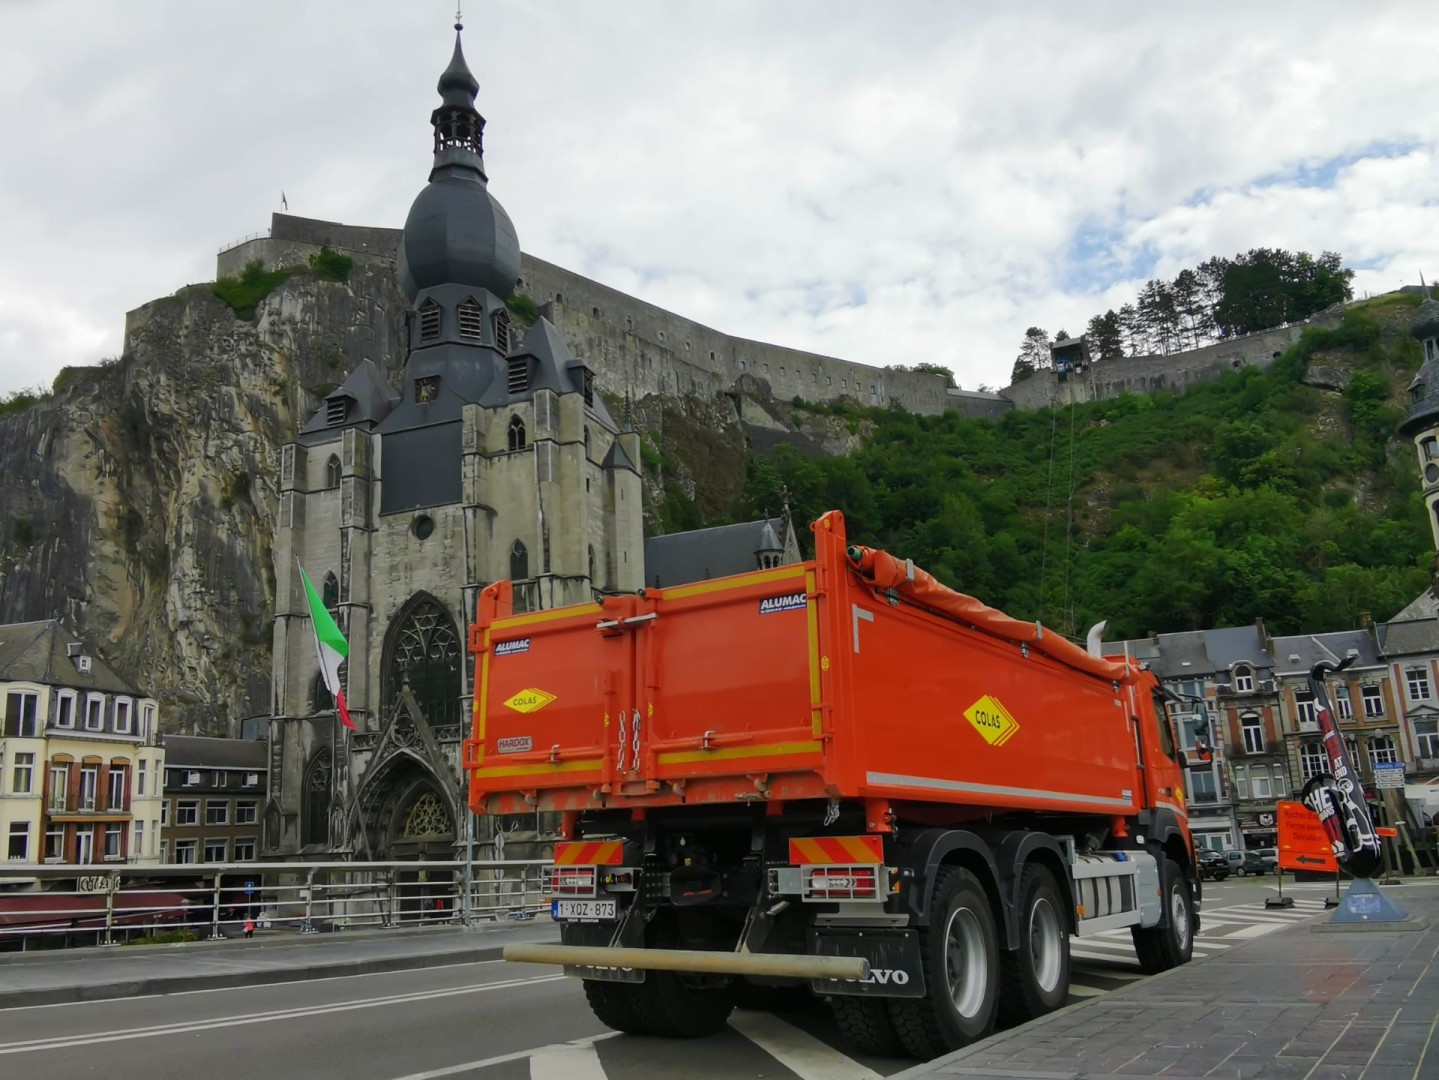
[1,1,1436,399]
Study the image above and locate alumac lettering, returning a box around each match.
[758,591,806,615]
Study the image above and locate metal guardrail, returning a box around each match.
[217,230,270,255]
[0,859,549,950]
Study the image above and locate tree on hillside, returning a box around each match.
[1086,310,1124,361]
[1016,327,1051,373]
[1212,248,1354,337]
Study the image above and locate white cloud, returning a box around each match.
[0,0,1435,399]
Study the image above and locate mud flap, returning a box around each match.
[560,913,646,983]
[808,927,925,998]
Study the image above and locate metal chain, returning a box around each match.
[631,709,641,770]
[617,712,627,774]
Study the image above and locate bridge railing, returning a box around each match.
[0,859,550,950]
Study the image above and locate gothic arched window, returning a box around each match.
[311,673,333,713]
[303,749,332,848]
[510,540,529,581]
[384,597,461,728]
[507,415,526,452]
[542,526,551,575]
[326,454,341,488]
[322,572,339,611]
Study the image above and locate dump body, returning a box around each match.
[467,510,1170,822]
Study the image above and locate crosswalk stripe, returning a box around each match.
[1067,984,1106,997]
[728,1009,883,1080]
[530,1044,607,1080]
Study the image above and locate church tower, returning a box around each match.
[266,21,641,861]
[1399,295,1439,550]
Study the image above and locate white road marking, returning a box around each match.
[728,1008,883,1080]
[387,1033,620,1080]
[1227,923,1284,939]
[530,1042,609,1080]
[0,974,566,1055]
[1067,984,1105,997]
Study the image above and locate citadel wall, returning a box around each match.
[210,213,1344,423]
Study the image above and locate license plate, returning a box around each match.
[552,898,617,921]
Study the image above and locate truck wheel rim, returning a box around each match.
[1170,888,1190,950]
[1029,897,1062,993]
[944,907,987,1019]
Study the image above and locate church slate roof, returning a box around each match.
[498,319,619,428]
[643,517,790,589]
[602,437,638,474]
[0,620,140,695]
[161,734,267,770]
[299,358,400,443]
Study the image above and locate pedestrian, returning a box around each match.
[243,917,255,939]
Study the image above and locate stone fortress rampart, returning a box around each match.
[212,213,1341,421]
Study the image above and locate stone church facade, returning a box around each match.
[265,25,796,863]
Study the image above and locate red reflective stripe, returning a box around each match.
[788,835,884,865]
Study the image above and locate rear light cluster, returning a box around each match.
[804,865,881,901]
[546,865,597,897]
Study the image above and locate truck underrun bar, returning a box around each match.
[503,943,869,982]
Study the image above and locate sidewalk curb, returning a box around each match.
[0,943,521,1010]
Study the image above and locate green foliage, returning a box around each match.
[639,437,664,474]
[307,246,353,283]
[733,314,1427,639]
[11,516,36,547]
[885,362,956,387]
[507,293,540,322]
[0,386,44,418]
[124,928,199,946]
[212,259,296,319]
[221,471,252,510]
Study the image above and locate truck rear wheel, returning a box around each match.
[1131,858,1193,974]
[630,918,735,1038]
[998,863,1070,1024]
[831,996,906,1057]
[582,980,654,1035]
[888,866,998,1058]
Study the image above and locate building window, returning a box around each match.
[75,825,95,865]
[582,369,595,407]
[1186,767,1216,803]
[1411,717,1439,760]
[7,822,29,861]
[1250,771,1273,799]
[1368,736,1398,766]
[161,799,169,826]
[415,375,440,403]
[1241,714,1265,754]
[234,838,257,861]
[304,750,332,848]
[114,699,132,734]
[494,309,512,353]
[176,799,199,826]
[213,770,225,788]
[204,800,229,826]
[4,690,38,738]
[84,694,104,731]
[174,839,198,865]
[55,691,76,728]
[104,825,123,861]
[510,540,529,581]
[108,766,128,812]
[11,752,34,794]
[151,820,159,856]
[507,414,526,451]
[137,760,148,796]
[1294,692,1316,730]
[326,454,342,488]
[236,800,259,825]
[79,765,99,811]
[1361,685,1384,718]
[183,770,200,786]
[322,572,340,612]
[1334,685,1352,719]
[457,297,484,339]
[204,839,228,862]
[383,596,462,728]
[45,826,64,862]
[1407,667,1431,702]
[49,763,69,811]
[1232,666,1254,693]
[244,772,260,787]
[326,395,349,426]
[132,821,144,857]
[419,299,441,341]
[1423,436,1439,461]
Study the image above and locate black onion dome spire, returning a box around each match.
[398,20,521,303]
[1412,298,1439,344]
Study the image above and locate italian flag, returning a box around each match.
[299,566,355,730]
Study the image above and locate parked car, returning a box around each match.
[1222,850,1268,876]
[1255,847,1279,873]
[1197,848,1230,880]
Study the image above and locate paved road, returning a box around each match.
[0,875,1357,1080]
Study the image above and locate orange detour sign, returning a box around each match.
[1277,800,1338,873]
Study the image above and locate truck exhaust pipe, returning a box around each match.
[1086,620,1108,658]
[504,943,869,982]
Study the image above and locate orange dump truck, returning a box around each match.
[465,511,1198,1058]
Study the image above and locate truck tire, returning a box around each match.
[888,866,999,1059]
[582,979,654,1035]
[831,996,906,1057]
[1131,858,1193,974]
[630,919,735,1038]
[997,863,1070,1024]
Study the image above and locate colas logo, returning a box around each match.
[759,592,807,615]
